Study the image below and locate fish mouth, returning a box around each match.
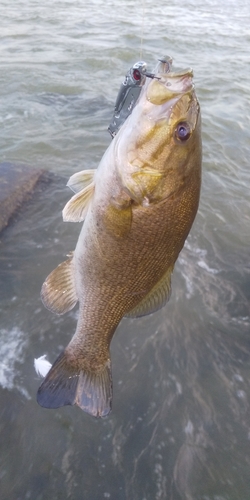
[154,56,193,88]
[152,56,194,92]
[155,57,193,79]
[167,68,193,78]
[143,60,197,122]
[158,68,194,94]
[145,61,194,107]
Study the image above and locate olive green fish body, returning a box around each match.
[37,58,202,417]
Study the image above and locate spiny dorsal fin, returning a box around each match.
[126,265,174,318]
[62,181,95,222]
[41,253,78,315]
[67,169,96,193]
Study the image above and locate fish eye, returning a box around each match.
[175,122,191,142]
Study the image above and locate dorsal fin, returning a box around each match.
[126,265,174,318]
[41,253,78,315]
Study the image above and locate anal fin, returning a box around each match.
[126,265,174,318]
[41,253,78,315]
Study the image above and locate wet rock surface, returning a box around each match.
[0,163,45,233]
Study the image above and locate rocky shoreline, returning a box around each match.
[0,163,49,233]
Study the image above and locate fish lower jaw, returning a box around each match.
[147,96,180,121]
[148,74,194,104]
[178,75,194,94]
[161,79,194,98]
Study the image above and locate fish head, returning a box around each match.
[115,58,202,205]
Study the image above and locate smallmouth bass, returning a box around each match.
[37,57,202,417]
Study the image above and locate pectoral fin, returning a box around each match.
[62,181,95,222]
[67,169,96,193]
[126,266,173,318]
[104,204,132,238]
[123,168,163,205]
[41,253,78,315]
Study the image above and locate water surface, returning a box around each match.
[0,1,250,499]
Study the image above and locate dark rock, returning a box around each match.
[0,163,45,232]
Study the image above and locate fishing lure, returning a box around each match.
[108,57,172,138]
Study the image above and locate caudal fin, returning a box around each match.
[36,351,112,418]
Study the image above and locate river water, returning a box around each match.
[0,0,250,499]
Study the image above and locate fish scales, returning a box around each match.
[37,58,202,417]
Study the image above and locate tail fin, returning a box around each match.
[36,351,112,418]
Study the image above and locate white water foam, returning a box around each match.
[0,326,30,398]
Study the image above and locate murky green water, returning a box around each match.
[0,0,250,499]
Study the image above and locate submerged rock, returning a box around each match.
[0,163,45,232]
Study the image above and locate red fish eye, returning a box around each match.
[175,122,191,141]
[132,69,141,81]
